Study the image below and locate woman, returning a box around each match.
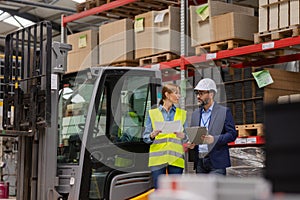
[143,83,189,189]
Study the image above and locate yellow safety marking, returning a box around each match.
[130,189,155,200]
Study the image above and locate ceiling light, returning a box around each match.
[72,0,86,3]
[4,16,35,28]
[0,12,11,21]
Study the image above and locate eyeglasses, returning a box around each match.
[194,91,209,96]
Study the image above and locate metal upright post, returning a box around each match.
[61,15,66,44]
[180,0,187,109]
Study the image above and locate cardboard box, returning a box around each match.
[67,48,98,73]
[279,0,289,28]
[258,7,268,33]
[269,0,279,31]
[259,0,268,5]
[99,19,134,65]
[135,6,180,59]
[264,68,300,104]
[134,11,154,59]
[190,0,254,46]
[67,29,98,73]
[290,0,300,26]
[259,0,300,32]
[67,29,98,52]
[258,0,269,32]
[211,12,258,41]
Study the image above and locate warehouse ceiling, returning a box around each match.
[0,0,114,53]
[0,0,258,53]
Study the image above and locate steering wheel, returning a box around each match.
[78,123,99,134]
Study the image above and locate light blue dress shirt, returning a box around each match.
[198,102,214,153]
[200,102,214,128]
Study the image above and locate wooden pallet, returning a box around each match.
[254,25,300,44]
[98,60,139,67]
[76,0,102,13]
[139,52,179,66]
[195,39,253,54]
[235,123,264,137]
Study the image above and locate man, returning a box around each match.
[191,78,237,175]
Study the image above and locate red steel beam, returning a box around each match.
[144,36,300,69]
[215,36,300,59]
[62,0,138,26]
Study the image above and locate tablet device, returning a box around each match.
[186,126,208,145]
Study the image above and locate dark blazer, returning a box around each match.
[190,102,237,169]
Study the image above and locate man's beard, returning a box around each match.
[198,98,209,107]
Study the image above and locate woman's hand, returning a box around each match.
[175,132,185,139]
[186,142,196,149]
[150,130,161,139]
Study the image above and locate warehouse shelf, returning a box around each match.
[62,0,180,26]
[62,0,300,70]
[144,35,300,70]
[61,0,299,149]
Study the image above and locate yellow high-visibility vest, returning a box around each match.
[148,108,186,168]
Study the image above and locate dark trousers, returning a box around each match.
[196,156,226,175]
[151,164,184,189]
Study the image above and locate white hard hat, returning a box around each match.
[194,78,217,93]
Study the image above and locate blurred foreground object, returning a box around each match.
[265,102,300,193]
[150,174,271,200]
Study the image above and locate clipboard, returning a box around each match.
[186,126,208,145]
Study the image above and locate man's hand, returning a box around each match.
[202,134,214,144]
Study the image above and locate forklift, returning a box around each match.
[2,21,161,200]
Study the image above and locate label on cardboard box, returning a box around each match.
[78,34,87,48]
[252,69,274,88]
[154,12,167,23]
[196,5,209,21]
[134,18,144,32]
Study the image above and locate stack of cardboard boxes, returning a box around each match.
[67,1,259,72]
[190,0,257,54]
[67,6,180,72]
[134,6,180,59]
[259,0,300,33]
[256,0,300,43]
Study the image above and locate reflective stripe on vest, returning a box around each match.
[148,108,186,168]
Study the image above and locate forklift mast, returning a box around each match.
[2,21,71,200]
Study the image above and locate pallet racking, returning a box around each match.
[61,0,300,146]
